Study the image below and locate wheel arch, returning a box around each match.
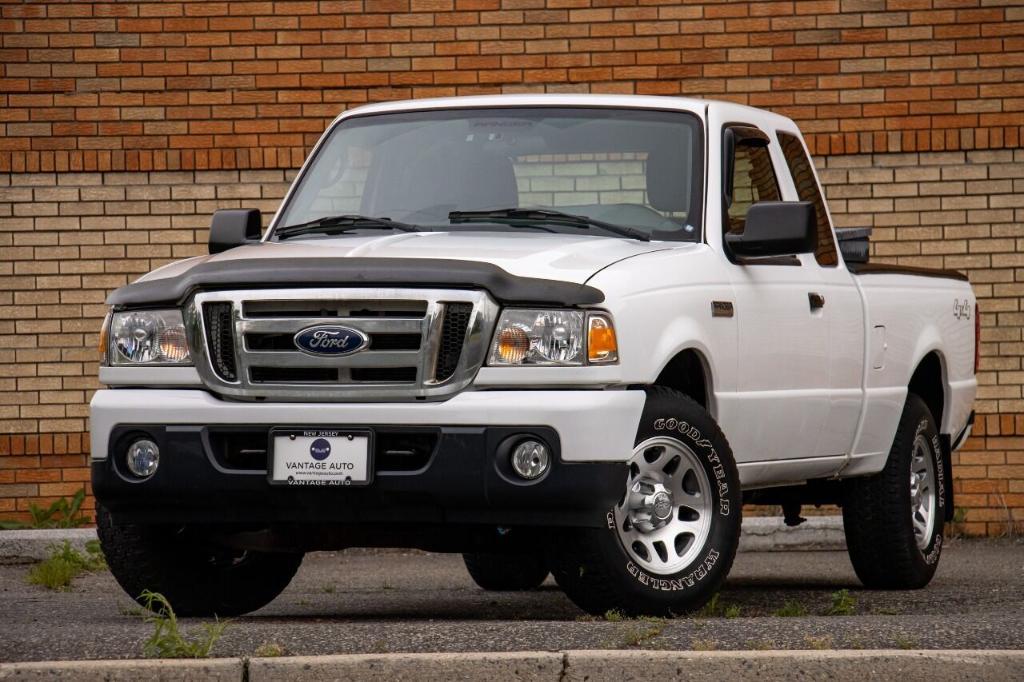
[908,350,947,431]
[652,347,714,415]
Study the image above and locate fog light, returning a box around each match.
[126,439,159,478]
[510,439,550,480]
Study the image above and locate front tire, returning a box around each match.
[842,393,945,589]
[463,552,549,591]
[549,387,742,617]
[97,506,304,617]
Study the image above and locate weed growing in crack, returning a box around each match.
[826,589,856,616]
[691,637,719,651]
[621,620,664,648]
[139,590,227,659]
[26,540,106,591]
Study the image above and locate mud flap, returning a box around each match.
[939,434,955,522]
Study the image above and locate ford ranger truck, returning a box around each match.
[91,95,977,617]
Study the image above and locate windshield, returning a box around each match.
[272,107,705,241]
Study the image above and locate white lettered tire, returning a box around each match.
[549,387,742,616]
[842,393,946,589]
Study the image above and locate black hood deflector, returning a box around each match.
[106,257,605,307]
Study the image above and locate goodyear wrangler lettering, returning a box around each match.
[626,549,720,591]
[651,418,731,516]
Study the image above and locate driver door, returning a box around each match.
[716,122,831,467]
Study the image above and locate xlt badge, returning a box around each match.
[711,301,734,318]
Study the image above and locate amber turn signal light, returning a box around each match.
[587,314,618,364]
[496,326,531,364]
[98,310,111,364]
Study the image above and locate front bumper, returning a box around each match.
[90,389,644,529]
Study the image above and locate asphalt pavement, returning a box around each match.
[1,538,1021,662]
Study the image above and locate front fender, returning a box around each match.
[588,248,737,397]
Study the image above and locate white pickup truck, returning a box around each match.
[91,94,977,618]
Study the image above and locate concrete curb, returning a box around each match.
[0,517,845,561]
[3,651,1023,681]
[738,515,846,552]
[250,651,564,681]
[0,658,242,681]
[561,650,1024,681]
[0,528,98,563]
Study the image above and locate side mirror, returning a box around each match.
[835,227,872,264]
[209,209,262,254]
[725,201,816,259]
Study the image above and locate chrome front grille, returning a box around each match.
[189,288,498,401]
[203,301,237,382]
[435,302,473,382]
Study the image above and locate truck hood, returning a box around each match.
[139,232,676,287]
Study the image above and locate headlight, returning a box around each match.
[488,309,618,366]
[106,309,192,366]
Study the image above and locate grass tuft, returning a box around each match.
[0,488,92,530]
[140,590,228,659]
[826,589,856,616]
[26,540,106,591]
[691,637,718,651]
[621,621,664,648]
[26,554,78,591]
[694,593,742,619]
[696,593,721,618]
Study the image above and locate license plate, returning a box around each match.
[269,429,372,486]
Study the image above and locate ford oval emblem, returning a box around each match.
[293,325,369,356]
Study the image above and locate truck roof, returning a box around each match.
[336,93,791,128]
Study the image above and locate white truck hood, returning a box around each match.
[140,232,678,286]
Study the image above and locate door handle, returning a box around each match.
[808,292,826,310]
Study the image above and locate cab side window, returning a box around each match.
[777,132,838,267]
[726,142,780,235]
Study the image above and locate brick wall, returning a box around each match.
[820,150,1024,536]
[1,0,1023,173]
[1,1,1022,534]
[2,154,1022,533]
[0,170,293,519]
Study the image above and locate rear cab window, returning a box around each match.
[776,132,838,267]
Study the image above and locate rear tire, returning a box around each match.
[548,387,742,617]
[842,393,946,589]
[97,506,303,616]
[462,552,549,591]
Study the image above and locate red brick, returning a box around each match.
[0,0,1022,536]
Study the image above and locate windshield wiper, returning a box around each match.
[274,214,421,240]
[448,208,650,242]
